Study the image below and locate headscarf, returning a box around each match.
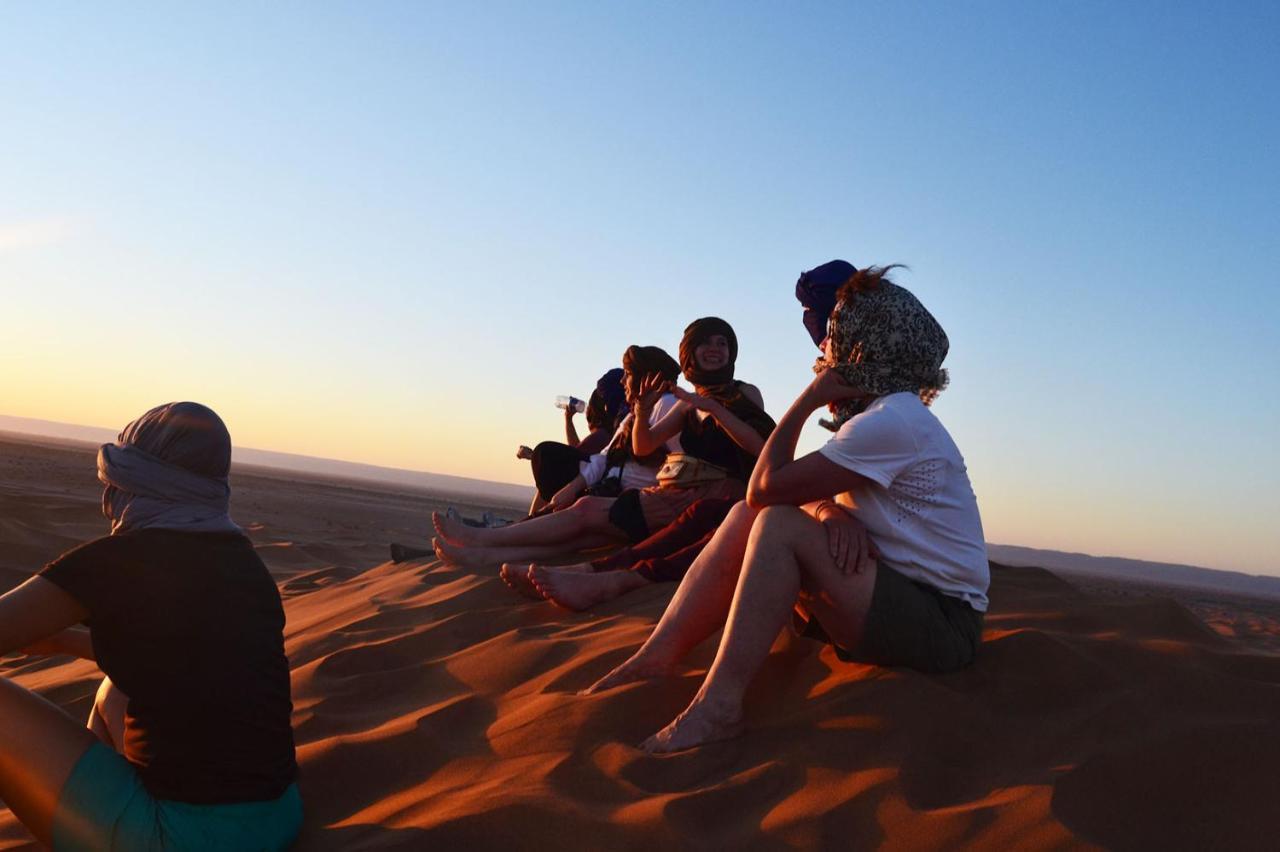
[795,259,857,348]
[591,367,627,430]
[816,275,950,431]
[679,317,738,387]
[678,317,774,442]
[606,345,681,468]
[97,401,243,535]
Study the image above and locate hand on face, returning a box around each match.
[635,372,672,410]
[806,367,864,410]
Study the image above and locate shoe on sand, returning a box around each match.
[390,542,434,563]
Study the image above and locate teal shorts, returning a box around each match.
[53,742,302,852]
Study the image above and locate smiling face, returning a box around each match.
[694,334,732,372]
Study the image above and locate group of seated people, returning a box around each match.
[0,259,989,849]
[429,260,990,751]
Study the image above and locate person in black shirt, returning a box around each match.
[0,401,301,851]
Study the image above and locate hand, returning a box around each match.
[564,405,578,421]
[815,501,879,575]
[516,445,534,460]
[635,372,672,412]
[671,385,719,413]
[805,368,865,410]
[548,482,582,511]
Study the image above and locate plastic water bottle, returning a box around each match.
[555,395,586,413]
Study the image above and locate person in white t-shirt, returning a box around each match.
[585,265,988,753]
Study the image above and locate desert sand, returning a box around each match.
[2,434,1279,850]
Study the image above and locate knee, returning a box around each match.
[724,499,759,526]
[754,505,815,540]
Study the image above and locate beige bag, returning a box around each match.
[655,452,730,489]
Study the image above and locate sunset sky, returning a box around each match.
[3,3,1277,575]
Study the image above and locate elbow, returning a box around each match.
[746,478,779,510]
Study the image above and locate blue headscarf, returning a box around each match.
[595,367,627,429]
[795,259,857,348]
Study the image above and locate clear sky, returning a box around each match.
[3,3,1278,575]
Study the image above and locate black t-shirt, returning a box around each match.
[41,529,297,803]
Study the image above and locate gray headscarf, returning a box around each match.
[98,401,243,536]
[816,277,950,431]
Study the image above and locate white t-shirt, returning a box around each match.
[578,393,682,491]
[818,392,989,611]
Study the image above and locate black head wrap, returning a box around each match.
[594,367,627,428]
[679,317,738,387]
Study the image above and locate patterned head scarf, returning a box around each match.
[816,274,950,431]
[97,401,243,535]
[679,317,738,387]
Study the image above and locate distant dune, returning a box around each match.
[987,543,1280,601]
[0,414,533,508]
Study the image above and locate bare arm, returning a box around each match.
[673,383,768,457]
[0,577,90,657]
[563,407,581,447]
[748,370,875,508]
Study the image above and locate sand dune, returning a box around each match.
[2,436,1278,850]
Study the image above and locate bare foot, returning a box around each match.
[530,565,650,612]
[580,649,676,695]
[500,563,545,600]
[641,697,745,753]
[433,537,496,569]
[432,510,480,546]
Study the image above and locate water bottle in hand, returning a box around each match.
[555,395,586,413]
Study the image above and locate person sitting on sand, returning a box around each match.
[434,317,774,575]
[583,267,989,754]
[517,367,629,515]
[517,287,861,610]
[0,402,301,850]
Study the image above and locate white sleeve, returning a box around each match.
[580,413,631,486]
[817,404,919,488]
[649,393,684,452]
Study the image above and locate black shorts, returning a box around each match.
[796,561,984,673]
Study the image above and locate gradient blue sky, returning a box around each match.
[3,3,1278,574]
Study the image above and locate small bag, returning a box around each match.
[655,452,730,489]
[586,474,624,498]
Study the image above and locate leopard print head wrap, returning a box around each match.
[815,271,949,431]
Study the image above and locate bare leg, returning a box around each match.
[582,500,758,694]
[433,497,623,547]
[434,536,617,569]
[641,505,878,753]
[0,676,99,847]
[87,676,128,750]
[529,565,651,611]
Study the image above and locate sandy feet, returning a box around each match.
[640,696,745,754]
[432,536,498,569]
[499,563,545,600]
[529,565,650,611]
[580,649,677,695]
[432,510,481,546]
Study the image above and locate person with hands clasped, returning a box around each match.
[584,266,989,754]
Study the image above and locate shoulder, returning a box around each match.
[735,382,764,409]
[42,534,131,574]
[828,395,920,452]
